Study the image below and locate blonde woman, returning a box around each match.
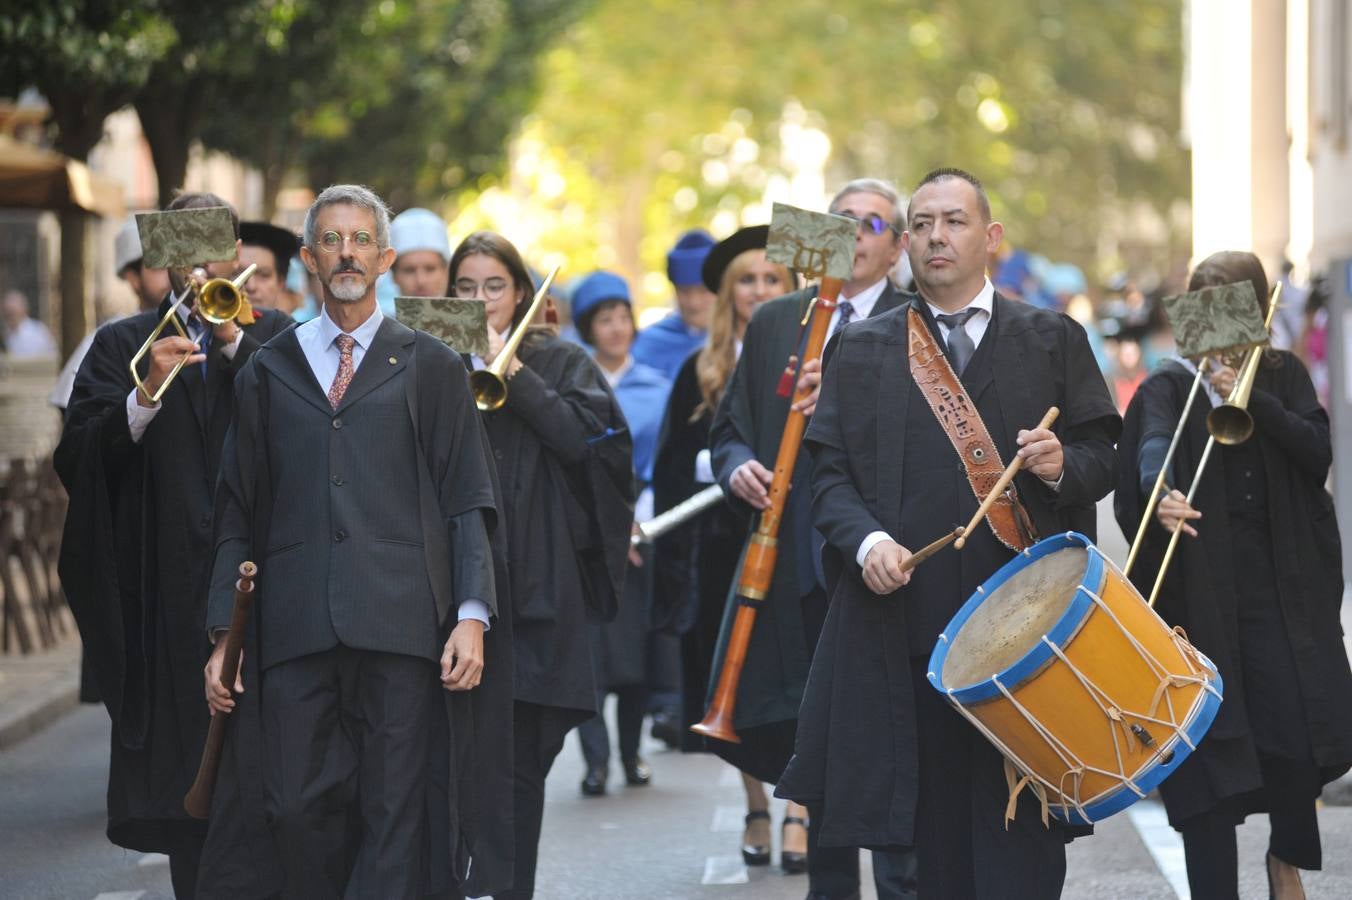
[651,226,815,875]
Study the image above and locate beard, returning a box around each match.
[327,262,368,302]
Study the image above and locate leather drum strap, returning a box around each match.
[907,307,1035,551]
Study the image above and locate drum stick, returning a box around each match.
[898,527,965,574]
[954,407,1059,550]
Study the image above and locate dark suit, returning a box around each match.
[708,281,908,895]
[55,297,291,897]
[205,317,500,899]
[778,295,1120,898]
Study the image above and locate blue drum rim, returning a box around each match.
[1052,662,1224,825]
[927,531,1101,704]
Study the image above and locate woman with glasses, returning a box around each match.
[1116,250,1352,900]
[448,232,634,900]
[651,225,822,875]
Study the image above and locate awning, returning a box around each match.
[0,135,124,219]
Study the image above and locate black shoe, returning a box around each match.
[622,757,652,786]
[741,810,771,866]
[650,711,681,748]
[580,766,607,796]
[780,815,808,874]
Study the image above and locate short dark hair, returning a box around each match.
[166,191,240,238]
[575,298,632,346]
[908,168,991,224]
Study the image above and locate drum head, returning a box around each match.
[941,547,1088,691]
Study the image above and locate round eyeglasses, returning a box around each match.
[317,230,376,253]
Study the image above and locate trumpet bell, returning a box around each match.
[1205,404,1254,445]
[197,277,245,324]
[469,370,508,411]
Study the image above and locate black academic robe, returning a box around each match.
[482,330,634,723]
[1114,354,1352,827]
[53,298,291,853]
[707,283,908,783]
[777,296,1120,849]
[196,323,516,898]
[651,349,746,751]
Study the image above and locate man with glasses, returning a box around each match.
[707,178,909,900]
[55,193,292,898]
[198,184,513,898]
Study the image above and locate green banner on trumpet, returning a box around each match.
[395,296,490,357]
[766,202,857,282]
[1160,280,1269,361]
[135,207,238,270]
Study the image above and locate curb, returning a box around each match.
[0,640,82,751]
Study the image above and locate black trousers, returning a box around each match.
[578,684,649,769]
[498,700,576,900]
[167,831,203,899]
[886,656,1066,899]
[261,646,438,900]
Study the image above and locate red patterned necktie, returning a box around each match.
[327,334,356,409]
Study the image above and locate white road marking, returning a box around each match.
[700,854,750,885]
[1126,799,1189,898]
[92,893,146,900]
[136,853,169,867]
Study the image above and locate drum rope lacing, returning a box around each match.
[942,581,1221,825]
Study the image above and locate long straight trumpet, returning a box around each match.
[129,263,257,404]
[1146,286,1280,607]
[469,266,559,411]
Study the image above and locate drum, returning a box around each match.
[927,531,1223,825]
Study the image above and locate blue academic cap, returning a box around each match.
[570,270,631,323]
[667,229,715,287]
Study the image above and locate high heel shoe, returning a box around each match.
[780,815,808,874]
[741,810,771,866]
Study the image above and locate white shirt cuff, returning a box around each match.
[219,326,245,361]
[694,448,715,484]
[458,598,491,631]
[1040,472,1064,492]
[126,387,162,443]
[857,530,892,568]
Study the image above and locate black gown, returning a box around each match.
[651,350,747,752]
[54,300,291,855]
[478,330,634,899]
[779,298,1120,896]
[195,326,516,899]
[1114,355,1352,836]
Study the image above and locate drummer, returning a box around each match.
[775,168,1120,898]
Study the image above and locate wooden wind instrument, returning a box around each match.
[184,561,257,819]
[691,279,842,744]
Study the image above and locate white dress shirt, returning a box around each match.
[126,291,245,443]
[828,276,889,333]
[855,277,1057,569]
[296,303,490,629]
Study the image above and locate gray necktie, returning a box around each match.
[936,309,979,375]
[833,300,855,336]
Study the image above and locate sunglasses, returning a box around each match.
[838,212,899,237]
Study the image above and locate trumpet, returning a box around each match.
[469,266,559,411]
[129,264,258,404]
[1145,285,1279,607]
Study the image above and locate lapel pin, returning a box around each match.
[389,356,398,365]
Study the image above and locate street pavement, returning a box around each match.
[3,502,1351,899]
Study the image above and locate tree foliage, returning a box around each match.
[450,0,1189,297]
